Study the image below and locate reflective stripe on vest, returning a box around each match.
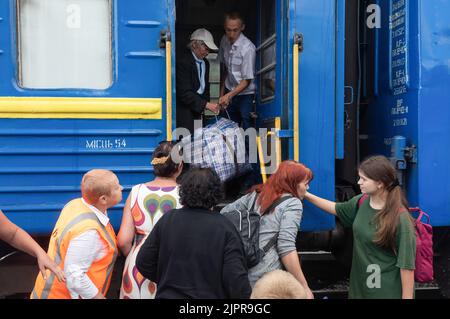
[101,224,118,295]
[31,289,39,299]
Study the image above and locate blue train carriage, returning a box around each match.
[0,0,338,296]
[0,0,338,237]
[0,0,174,234]
[312,0,450,295]
[362,0,450,295]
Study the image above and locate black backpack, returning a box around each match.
[222,192,294,268]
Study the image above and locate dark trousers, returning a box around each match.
[220,93,261,191]
[221,94,255,131]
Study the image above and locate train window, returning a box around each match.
[259,0,276,101]
[260,43,276,100]
[17,0,112,89]
[261,0,276,42]
[207,53,220,104]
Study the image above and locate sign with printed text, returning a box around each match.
[389,0,409,128]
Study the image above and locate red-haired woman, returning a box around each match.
[221,160,314,299]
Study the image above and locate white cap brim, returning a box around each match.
[203,40,218,51]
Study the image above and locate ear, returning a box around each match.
[99,194,108,204]
[241,23,246,31]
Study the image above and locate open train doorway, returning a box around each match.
[174,0,258,129]
[174,0,288,189]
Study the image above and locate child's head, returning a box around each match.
[250,270,307,299]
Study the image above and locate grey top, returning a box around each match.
[220,192,303,287]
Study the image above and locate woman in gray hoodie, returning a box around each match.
[221,160,314,299]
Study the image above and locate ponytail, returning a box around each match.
[359,155,415,252]
[373,183,411,252]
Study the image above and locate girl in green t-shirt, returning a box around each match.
[304,155,416,299]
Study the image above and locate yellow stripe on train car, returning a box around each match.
[0,97,162,119]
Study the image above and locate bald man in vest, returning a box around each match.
[31,169,123,299]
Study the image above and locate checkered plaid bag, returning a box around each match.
[181,117,252,182]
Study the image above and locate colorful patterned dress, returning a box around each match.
[120,183,181,299]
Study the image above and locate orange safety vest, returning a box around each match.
[31,198,118,299]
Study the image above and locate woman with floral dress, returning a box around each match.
[117,141,183,299]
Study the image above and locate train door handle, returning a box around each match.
[159,30,171,48]
[161,29,173,140]
[293,33,303,162]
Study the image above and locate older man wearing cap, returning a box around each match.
[176,28,219,135]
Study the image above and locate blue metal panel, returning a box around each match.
[0,0,175,233]
[289,0,336,231]
[0,120,165,234]
[365,0,450,227]
[417,0,450,226]
[365,0,420,207]
[374,0,380,97]
[335,0,346,159]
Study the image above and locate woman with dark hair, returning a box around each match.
[221,160,314,299]
[135,167,251,299]
[117,141,183,299]
[304,155,416,299]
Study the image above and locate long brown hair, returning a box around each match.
[359,155,413,252]
[250,161,313,215]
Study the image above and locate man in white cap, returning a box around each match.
[176,28,219,135]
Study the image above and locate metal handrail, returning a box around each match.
[0,251,18,263]
[293,43,299,162]
[166,40,173,141]
[257,136,267,183]
[274,117,282,166]
[257,117,282,183]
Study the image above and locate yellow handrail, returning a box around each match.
[257,117,282,183]
[293,44,299,162]
[166,40,173,141]
[275,117,282,167]
[257,136,267,183]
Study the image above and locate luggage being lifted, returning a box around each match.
[181,116,252,182]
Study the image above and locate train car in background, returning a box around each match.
[0,0,449,297]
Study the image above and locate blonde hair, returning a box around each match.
[250,270,307,299]
[81,169,117,204]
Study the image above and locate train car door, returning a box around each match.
[288,0,345,231]
[255,0,344,231]
[0,0,176,233]
[254,0,285,177]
